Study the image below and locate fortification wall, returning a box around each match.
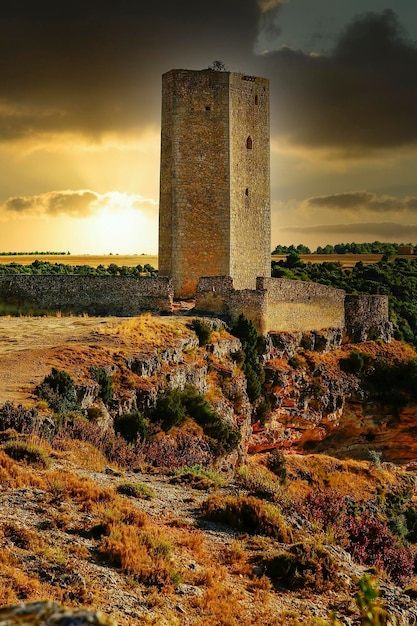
[196,277,392,342]
[344,294,392,342]
[196,276,345,334]
[257,277,346,333]
[0,276,173,316]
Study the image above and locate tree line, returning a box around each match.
[271,241,416,255]
[0,260,157,277]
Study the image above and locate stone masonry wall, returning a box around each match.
[229,74,271,290]
[257,277,346,333]
[196,276,345,334]
[0,276,173,316]
[158,69,271,298]
[159,70,231,298]
[344,294,392,342]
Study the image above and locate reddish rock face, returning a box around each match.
[251,337,417,464]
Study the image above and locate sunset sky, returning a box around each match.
[1,0,417,254]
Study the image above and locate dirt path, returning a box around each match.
[0,317,118,405]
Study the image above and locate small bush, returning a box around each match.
[173,465,226,489]
[114,411,148,444]
[339,350,370,374]
[154,386,241,455]
[116,482,156,499]
[201,494,292,541]
[142,431,213,469]
[0,402,38,434]
[267,450,287,484]
[345,511,414,586]
[99,524,177,586]
[35,367,78,414]
[368,449,383,468]
[154,389,187,431]
[90,366,114,404]
[190,319,212,346]
[237,464,281,500]
[263,542,344,592]
[2,440,50,468]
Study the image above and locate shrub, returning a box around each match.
[201,494,292,541]
[267,450,287,484]
[55,417,139,468]
[345,512,414,586]
[154,389,187,431]
[339,350,370,374]
[35,368,78,414]
[173,465,226,489]
[263,542,344,592]
[142,431,213,469]
[190,319,212,346]
[2,440,50,468]
[116,482,156,499]
[368,449,382,467]
[99,524,177,586]
[237,464,281,500]
[90,367,114,404]
[230,314,264,403]
[0,402,38,434]
[303,489,347,532]
[154,386,241,455]
[114,411,148,444]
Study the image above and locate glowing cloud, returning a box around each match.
[3,190,158,218]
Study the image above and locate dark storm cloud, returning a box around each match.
[307,192,417,212]
[283,222,417,240]
[0,1,259,141]
[262,9,417,152]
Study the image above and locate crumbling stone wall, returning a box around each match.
[0,276,173,315]
[344,294,393,342]
[195,276,392,342]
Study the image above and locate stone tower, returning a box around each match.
[159,68,270,298]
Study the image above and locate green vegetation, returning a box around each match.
[90,366,114,404]
[154,386,241,455]
[272,254,417,346]
[2,439,50,468]
[114,411,149,444]
[116,481,156,499]
[173,465,227,488]
[35,367,79,415]
[230,314,265,403]
[201,494,292,541]
[0,259,157,276]
[272,241,412,255]
[190,318,213,346]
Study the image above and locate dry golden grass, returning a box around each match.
[0,449,46,488]
[97,313,192,350]
[284,452,409,502]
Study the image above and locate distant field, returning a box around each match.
[1,253,411,271]
[272,254,384,268]
[0,254,159,269]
